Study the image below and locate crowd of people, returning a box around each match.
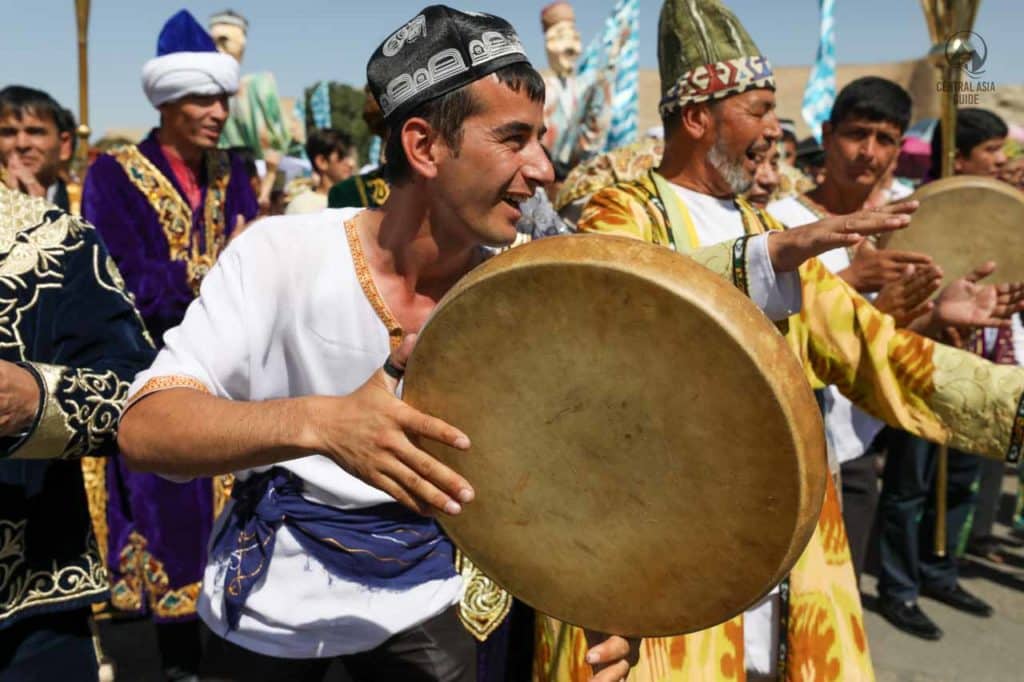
[2,1,1024,681]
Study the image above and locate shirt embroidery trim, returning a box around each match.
[343,218,403,351]
[125,375,211,412]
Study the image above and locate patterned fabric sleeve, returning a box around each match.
[577,182,743,288]
[788,256,1024,462]
[6,218,155,460]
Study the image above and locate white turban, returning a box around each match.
[141,51,239,108]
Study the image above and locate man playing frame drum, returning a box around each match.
[118,4,949,681]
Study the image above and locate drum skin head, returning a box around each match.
[886,175,1024,282]
[403,234,826,637]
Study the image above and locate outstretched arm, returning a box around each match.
[118,243,473,518]
[2,217,154,459]
[119,338,473,517]
[789,257,1024,462]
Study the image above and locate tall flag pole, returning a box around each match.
[801,0,836,142]
[920,0,983,557]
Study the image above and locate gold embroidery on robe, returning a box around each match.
[110,530,201,619]
[111,145,231,294]
[0,519,109,623]
[455,550,513,642]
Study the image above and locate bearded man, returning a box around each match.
[537,1,1024,680]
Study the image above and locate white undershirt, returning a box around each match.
[129,208,462,658]
[669,185,802,321]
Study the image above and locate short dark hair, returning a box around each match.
[305,128,354,165]
[0,85,68,130]
[828,77,912,134]
[929,107,1008,177]
[382,61,545,185]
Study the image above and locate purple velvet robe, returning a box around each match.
[83,129,257,342]
[81,130,257,622]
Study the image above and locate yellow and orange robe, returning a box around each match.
[535,170,1024,682]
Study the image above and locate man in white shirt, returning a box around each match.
[769,79,1021,642]
[118,7,645,681]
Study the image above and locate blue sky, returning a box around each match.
[4,0,1018,138]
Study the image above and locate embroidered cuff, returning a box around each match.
[1007,391,1024,464]
[9,363,75,460]
[731,235,752,297]
[124,375,211,414]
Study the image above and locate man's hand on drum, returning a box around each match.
[584,630,641,682]
[908,261,1024,340]
[312,333,475,517]
[766,200,918,273]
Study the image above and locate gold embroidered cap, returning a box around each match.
[658,0,774,116]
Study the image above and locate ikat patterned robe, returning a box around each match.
[534,171,1024,682]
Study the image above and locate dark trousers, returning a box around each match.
[840,451,880,583]
[877,429,981,601]
[969,457,1005,541]
[0,608,98,682]
[199,606,476,682]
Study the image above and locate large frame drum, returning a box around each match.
[404,234,827,636]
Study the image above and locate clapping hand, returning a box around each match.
[910,261,1024,340]
[840,240,935,293]
[873,263,943,327]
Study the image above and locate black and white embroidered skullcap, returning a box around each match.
[367,5,531,123]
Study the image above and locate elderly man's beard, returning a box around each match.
[707,137,753,195]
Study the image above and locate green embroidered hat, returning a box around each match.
[658,0,774,116]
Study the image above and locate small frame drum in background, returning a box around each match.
[885,175,1024,283]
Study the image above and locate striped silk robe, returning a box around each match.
[534,170,1024,682]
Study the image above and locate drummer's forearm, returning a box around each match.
[118,388,321,477]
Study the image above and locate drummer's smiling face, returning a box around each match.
[429,75,554,247]
[701,88,780,196]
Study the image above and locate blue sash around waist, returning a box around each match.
[209,467,456,630]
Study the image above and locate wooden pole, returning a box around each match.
[919,0,982,557]
[74,0,91,174]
